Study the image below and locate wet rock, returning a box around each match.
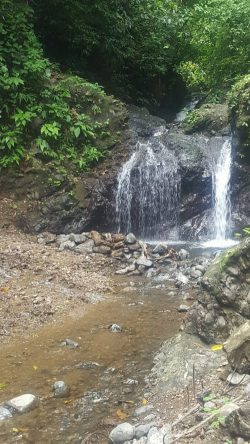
[178,249,189,260]
[128,243,141,252]
[136,257,153,268]
[110,324,122,333]
[152,244,167,255]
[176,273,189,285]
[125,233,137,245]
[75,239,94,254]
[225,402,250,439]
[190,268,203,279]
[52,381,70,398]
[0,406,12,420]
[226,372,250,386]
[59,240,75,251]
[177,304,189,313]
[134,405,154,417]
[6,394,39,414]
[109,422,135,443]
[224,322,250,374]
[60,338,79,348]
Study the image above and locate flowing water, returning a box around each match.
[115,134,180,239]
[0,277,183,443]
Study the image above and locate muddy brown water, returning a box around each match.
[0,276,184,443]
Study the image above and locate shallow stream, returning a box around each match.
[0,276,184,443]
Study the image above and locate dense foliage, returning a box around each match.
[0,0,249,168]
[179,0,250,95]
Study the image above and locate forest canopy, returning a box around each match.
[0,0,249,167]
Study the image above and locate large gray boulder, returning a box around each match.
[225,403,250,438]
[185,238,250,343]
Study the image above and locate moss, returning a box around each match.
[182,104,229,135]
[229,75,250,161]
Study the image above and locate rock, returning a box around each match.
[134,424,153,439]
[226,372,250,386]
[144,414,157,422]
[190,268,203,279]
[75,239,94,254]
[204,401,216,410]
[177,305,189,313]
[37,232,56,244]
[116,268,129,275]
[109,422,135,444]
[69,233,87,244]
[128,242,141,252]
[59,240,75,251]
[152,244,167,255]
[224,321,250,374]
[60,338,79,348]
[178,249,189,260]
[91,230,103,246]
[110,324,122,333]
[134,405,154,417]
[195,264,206,273]
[113,234,125,243]
[0,406,12,420]
[176,273,189,285]
[52,381,70,398]
[113,241,124,250]
[147,424,172,444]
[219,403,239,426]
[93,245,111,255]
[225,402,250,438]
[6,394,39,414]
[136,257,153,268]
[185,238,250,343]
[125,233,137,245]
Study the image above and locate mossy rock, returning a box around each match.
[229,75,250,161]
[182,103,229,135]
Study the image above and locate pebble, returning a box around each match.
[177,304,189,313]
[134,404,154,417]
[109,422,135,443]
[52,381,70,398]
[227,372,250,385]
[110,324,122,333]
[6,394,39,413]
[61,338,79,348]
[0,406,12,421]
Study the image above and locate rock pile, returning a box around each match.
[37,231,180,275]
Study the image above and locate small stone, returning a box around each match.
[110,324,122,333]
[176,273,189,285]
[227,372,250,386]
[93,245,111,255]
[59,240,75,251]
[6,394,39,414]
[178,249,189,260]
[125,233,137,244]
[134,405,154,417]
[69,233,87,244]
[136,257,153,268]
[113,234,125,243]
[75,239,94,254]
[204,401,216,410]
[135,424,153,439]
[219,403,239,426]
[109,422,135,444]
[61,338,79,348]
[152,244,167,255]
[0,406,12,421]
[177,305,189,313]
[115,268,128,275]
[52,381,70,398]
[144,413,156,422]
[190,268,202,278]
[91,230,103,246]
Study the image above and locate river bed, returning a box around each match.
[0,276,184,443]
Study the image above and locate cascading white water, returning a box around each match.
[115,137,180,239]
[212,139,232,242]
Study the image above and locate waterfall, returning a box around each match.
[115,137,180,239]
[212,139,232,240]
